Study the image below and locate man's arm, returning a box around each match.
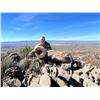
[48,43,52,50]
[46,41,52,50]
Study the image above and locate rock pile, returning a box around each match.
[1,46,100,87]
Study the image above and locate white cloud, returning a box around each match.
[22,22,33,26]
[13,13,38,28]
[87,20,100,24]
[64,20,100,30]
[14,13,37,22]
[15,22,33,27]
[13,27,21,31]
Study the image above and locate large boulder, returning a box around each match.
[57,68,71,81]
[29,59,43,74]
[18,58,31,71]
[49,67,58,78]
[90,68,100,85]
[81,74,99,87]
[39,74,51,87]
[61,63,72,71]
[48,50,73,63]
[28,75,40,87]
[72,73,83,85]
[3,78,21,87]
[41,67,49,74]
[73,69,83,76]
[56,77,67,87]
[82,64,95,74]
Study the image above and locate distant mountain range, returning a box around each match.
[1,40,100,48]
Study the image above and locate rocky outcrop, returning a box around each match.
[1,46,100,87]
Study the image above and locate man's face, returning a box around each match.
[40,37,45,45]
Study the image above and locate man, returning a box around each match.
[38,36,52,50]
[28,36,51,58]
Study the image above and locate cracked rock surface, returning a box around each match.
[1,47,100,87]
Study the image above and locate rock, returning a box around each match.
[82,64,95,74]
[83,78,99,87]
[69,77,84,87]
[1,49,100,87]
[11,78,21,87]
[41,67,49,74]
[44,64,52,69]
[48,50,72,63]
[73,56,82,62]
[56,77,67,87]
[18,58,30,70]
[28,76,39,87]
[73,69,83,76]
[29,59,43,74]
[61,56,73,63]
[41,64,52,74]
[72,73,83,84]
[49,67,58,78]
[88,73,95,82]
[81,74,99,87]
[39,74,51,87]
[72,63,77,68]
[73,61,82,69]
[3,65,24,82]
[96,55,100,60]
[57,68,71,81]
[61,63,71,71]
[3,78,21,87]
[90,68,100,84]
[3,82,9,87]
[80,60,86,67]
[47,50,66,58]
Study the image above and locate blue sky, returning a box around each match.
[1,13,100,42]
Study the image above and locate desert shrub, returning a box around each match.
[1,53,21,75]
[1,53,7,62]
[20,46,33,58]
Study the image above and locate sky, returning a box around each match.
[1,13,100,42]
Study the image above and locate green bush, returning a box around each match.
[20,46,33,58]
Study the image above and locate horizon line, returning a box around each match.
[1,40,100,42]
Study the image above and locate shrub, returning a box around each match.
[20,46,33,58]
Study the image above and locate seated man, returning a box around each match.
[28,36,51,58]
[38,36,52,50]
